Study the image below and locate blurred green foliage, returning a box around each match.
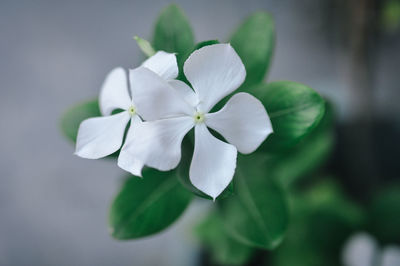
[195,212,254,266]
[382,0,400,32]
[368,183,400,244]
[271,179,365,266]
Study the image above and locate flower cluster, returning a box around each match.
[75,43,273,199]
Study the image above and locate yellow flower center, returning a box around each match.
[193,112,205,123]
[128,106,136,116]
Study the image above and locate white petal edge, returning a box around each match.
[118,116,194,176]
[99,68,131,116]
[75,111,130,159]
[130,67,195,120]
[205,92,273,154]
[381,246,400,266]
[117,115,143,177]
[168,79,199,107]
[183,43,246,112]
[141,51,178,80]
[341,233,378,266]
[189,123,237,200]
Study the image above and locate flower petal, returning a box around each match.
[99,68,131,116]
[381,246,400,266]
[117,115,144,177]
[168,79,199,107]
[183,43,246,112]
[141,51,178,80]
[118,116,194,176]
[129,67,195,120]
[206,92,273,154]
[189,123,237,200]
[75,111,130,159]
[342,233,378,266]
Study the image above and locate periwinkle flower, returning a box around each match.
[119,44,273,199]
[75,51,178,175]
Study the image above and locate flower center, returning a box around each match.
[193,112,205,124]
[128,106,136,116]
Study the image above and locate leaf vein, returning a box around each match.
[114,176,177,235]
[269,102,318,119]
[236,169,271,240]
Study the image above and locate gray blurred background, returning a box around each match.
[0,0,399,265]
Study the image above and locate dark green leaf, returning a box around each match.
[152,4,194,65]
[369,183,400,244]
[218,154,289,249]
[60,99,100,143]
[230,12,275,88]
[195,212,254,265]
[255,81,326,150]
[268,102,334,187]
[109,169,192,240]
[193,39,219,50]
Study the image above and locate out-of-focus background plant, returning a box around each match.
[1,1,400,266]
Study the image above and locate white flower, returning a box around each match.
[119,43,273,199]
[342,232,400,266]
[75,51,178,176]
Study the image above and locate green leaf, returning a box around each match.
[195,212,254,265]
[60,99,100,143]
[268,102,334,187]
[230,12,275,88]
[369,183,400,244]
[381,0,400,32]
[152,4,194,65]
[109,169,192,240]
[255,81,326,150]
[134,36,156,57]
[301,180,365,246]
[218,154,289,249]
[193,39,219,50]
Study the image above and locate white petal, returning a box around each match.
[99,68,131,116]
[342,233,378,266]
[117,116,145,176]
[168,79,199,107]
[75,111,130,159]
[129,67,195,120]
[189,123,237,199]
[205,92,273,154]
[381,246,400,266]
[118,116,194,175]
[141,51,178,80]
[183,43,246,112]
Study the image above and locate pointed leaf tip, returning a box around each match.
[134,36,156,57]
[230,11,275,88]
[152,4,194,61]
